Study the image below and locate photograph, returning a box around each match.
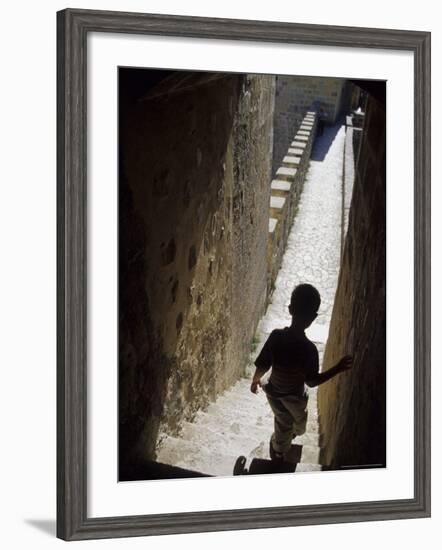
[117,67,386,482]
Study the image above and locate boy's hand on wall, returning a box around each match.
[336,355,353,372]
[250,380,262,394]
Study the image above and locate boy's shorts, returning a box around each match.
[264,387,309,454]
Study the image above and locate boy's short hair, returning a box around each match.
[290,284,321,315]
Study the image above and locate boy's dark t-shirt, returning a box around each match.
[254,328,319,397]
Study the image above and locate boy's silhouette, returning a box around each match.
[251,283,352,461]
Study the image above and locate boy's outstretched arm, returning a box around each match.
[305,355,353,387]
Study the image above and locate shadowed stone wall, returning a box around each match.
[118,70,274,470]
[273,76,352,175]
[317,93,386,468]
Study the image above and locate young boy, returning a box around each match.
[251,283,352,461]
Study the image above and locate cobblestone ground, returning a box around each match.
[157,123,346,476]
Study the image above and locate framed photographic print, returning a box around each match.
[57,8,431,541]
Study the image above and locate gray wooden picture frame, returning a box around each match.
[57,7,431,541]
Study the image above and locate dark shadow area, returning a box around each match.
[119,67,274,482]
[24,519,56,537]
[233,443,306,476]
[318,81,386,469]
[234,456,297,475]
[119,67,242,477]
[310,117,345,162]
[119,459,210,481]
[284,443,303,463]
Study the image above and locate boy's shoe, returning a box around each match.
[269,440,284,462]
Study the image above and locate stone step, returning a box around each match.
[198,405,320,436]
[247,440,322,465]
[295,432,321,447]
[202,392,315,421]
[158,424,323,472]
[269,217,278,233]
[295,463,322,473]
[271,180,291,191]
[293,134,308,142]
[288,147,305,156]
[157,437,242,476]
[194,418,320,450]
[297,130,310,136]
[180,421,265,455]
[291,140,307,149]
[270,196,286,210]
[282,155,301,167]
[215,381,318,407]
[275,166,297,180]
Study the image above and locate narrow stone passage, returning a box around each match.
[157,122,347,476]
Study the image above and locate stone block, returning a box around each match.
[288,147,304,156]
[282,155,301,166]
[270,196,286,209]
[268,218,278,233]
[291,141,307,149]
[276,166,297,180]
[297,130,310,136]
[271,180,291,191]
[293,135,308,142]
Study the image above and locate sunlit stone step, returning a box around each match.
[271,180,291,191]
[269,218,278,233]
[270,196,286,210]
[282,155,301,167]
[276,166,297,180]
[288,147,305,156]
[157,437,241,476]
[295,463,322,472]
[291,141,307,149]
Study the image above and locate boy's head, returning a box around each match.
[288,284,321,328]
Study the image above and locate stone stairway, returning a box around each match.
[156,117,346,477]
[156,374,323,476]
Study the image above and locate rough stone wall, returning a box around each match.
[119,70,274,469]
[272,76,351,175]
[229,75,275,390]
[317,94,386,468]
